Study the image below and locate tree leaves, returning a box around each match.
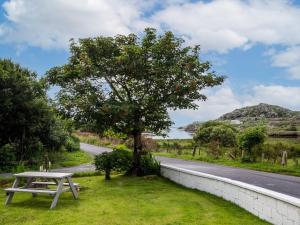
[47,28,224,136]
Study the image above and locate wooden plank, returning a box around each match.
[5,177,20,205]
[32,181,79,187]
[5,188,57,195]
[50,178,64,209]
[66,177,78,199]
[14,172,73,179]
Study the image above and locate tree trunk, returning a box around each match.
[281,151,288,166]
[132,132,143,176]
[105,168,111,180]
[192,146,197,157]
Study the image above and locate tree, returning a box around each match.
[193,121,237,158]
[237,126,266,162]
[47,28,224,175]
[0,59,71,169]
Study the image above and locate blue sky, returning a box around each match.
[1,0,300,126]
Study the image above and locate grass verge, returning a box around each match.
[51,150,93,168]
[0,175,269,225]
[155,152,300,177]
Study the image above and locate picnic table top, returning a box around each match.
[14,171,73,179]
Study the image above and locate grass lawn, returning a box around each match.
[155,152,300,177]
[0,175,269,225]
[51,150,93,168]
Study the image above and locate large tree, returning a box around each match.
[0,59,69,169]
[47,28,224,175]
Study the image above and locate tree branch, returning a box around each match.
[104,76,125,102]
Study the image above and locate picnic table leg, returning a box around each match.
[25,177,34,188]
[66,177,78,199]
[5,177,20,205]
[25,177,37,197]
[50,178,64,209]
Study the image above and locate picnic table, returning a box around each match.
[4,171,78,209]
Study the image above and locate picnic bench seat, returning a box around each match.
[5,188,57,195]
[31,181,80,187]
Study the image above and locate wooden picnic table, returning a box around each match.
[4,171,78,209]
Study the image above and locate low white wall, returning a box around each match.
[161,164,300,225]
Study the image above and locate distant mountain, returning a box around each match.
[219,103,300,121]
[184,103,300,135]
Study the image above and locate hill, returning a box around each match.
[219,103,299,120]
[184,103,300,136]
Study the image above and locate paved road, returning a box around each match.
[78,143,300,198]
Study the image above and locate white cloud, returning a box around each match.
[170,86,242,123]
[271,46,300,79]
[1,0,300,79]
[246,85,300,109]
[1,0,146,48]
[2,0,300,51]
[152,0,300,53]
[171,84,300,125]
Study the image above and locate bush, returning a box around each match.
[0,144,16,171]
[95,150,132,180]
[238,126,266,162]
[95,150,160,179]
[65,135,80,152]
[140,154,160,176]
[114,144,130,151]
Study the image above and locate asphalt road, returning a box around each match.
[79,143,300,198]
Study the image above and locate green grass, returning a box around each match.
[0,175,269,225]
[0,150,93,174]
[51,150,93,168]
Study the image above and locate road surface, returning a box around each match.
[78,143,300,198]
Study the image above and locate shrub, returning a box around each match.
[140,154,160,176]
[65,135,80,152]
[193,121,237,158]
[95,150,132,180]
[238,126,266,162]
[0,144,16,171]
[114,144,130,151]
[95,150,160,179]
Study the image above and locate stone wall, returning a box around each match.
[161,164,300,225]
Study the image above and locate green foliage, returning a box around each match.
[194,121,237,147]
[65,135,80,152]
[47,28,224,174]
[95,150,132,180]
[140,154,160,175]
[0,59,77,171]
[238,127,266,151]
[95,149,160,179]
[103,129,127,139]
[237,126,266,161]
[114,144,130,151]
[0,144,16,171]
[288,123,297,131]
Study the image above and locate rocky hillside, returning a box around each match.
[219,103,300,120]
[184,103,300,134]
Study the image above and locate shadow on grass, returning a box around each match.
[6,193,80,210]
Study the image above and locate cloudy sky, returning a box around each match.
[1,0,300,126]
